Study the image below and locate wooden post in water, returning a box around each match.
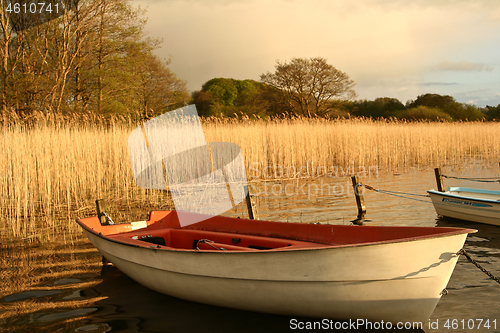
[351,175,366,223]
[434,168,445,192]
[244,185,258,220]
[95,199,106,225]
[95,199,114,225]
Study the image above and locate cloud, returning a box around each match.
[366,0,500,11]
[469,94,500,107]
[419,82,459,87]
[430,61,494,72]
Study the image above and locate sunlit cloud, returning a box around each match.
[420,82,459,86]
[430,61,494,72]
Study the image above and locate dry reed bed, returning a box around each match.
[204,118,499,178]
[1,117,499,241]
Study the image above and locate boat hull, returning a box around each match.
[81,217,470,323]
[428,188,500,226]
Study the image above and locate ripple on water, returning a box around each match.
[2,290,62,303]
[37,307,98,322]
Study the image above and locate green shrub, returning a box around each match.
[398,106,453,121]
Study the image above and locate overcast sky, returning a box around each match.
[132,0,500,107]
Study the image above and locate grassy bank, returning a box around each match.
[1,116,499,242]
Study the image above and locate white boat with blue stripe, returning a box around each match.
[428,187,500,226]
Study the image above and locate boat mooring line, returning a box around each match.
[443,175,500,183]
[361,184,500,213]
[362,184,432,204]
[364,185,430,197]
[458,249,500,285]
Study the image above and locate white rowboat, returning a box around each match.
[428,187,500,226]
[77,210,475,323]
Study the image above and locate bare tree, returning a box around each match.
[0,6,22,112]
[50,0,97,113]
[260,57,357,117]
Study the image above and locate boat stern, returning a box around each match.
[76,210,181,237]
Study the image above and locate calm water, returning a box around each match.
[1,167,499,333]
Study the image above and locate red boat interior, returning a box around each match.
[111,228,327,251]
[77,210,475,252]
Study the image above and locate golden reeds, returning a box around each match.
[1,111,499,242]
[203,117,500,178]
[0,111,170,242]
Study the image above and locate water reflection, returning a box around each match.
[0,240,103,332]
[83,266,429,333]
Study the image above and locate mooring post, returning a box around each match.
[95,199,106,225]
[244,185,258,220]
[351,175,366,222]
[434,168,445,192]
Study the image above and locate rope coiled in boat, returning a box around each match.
[195,239,227,251]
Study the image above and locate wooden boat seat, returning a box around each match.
[111,227,326,251]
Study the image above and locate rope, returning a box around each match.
[362,184,500,215]
[362,184,432,204]
[364,185,430,197]
[458,249,500,285]
[195,239,227,251]
[443,175,500,183]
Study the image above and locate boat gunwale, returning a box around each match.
[76,217,476,254]
[428,188,500,205]
[447,187,500,196]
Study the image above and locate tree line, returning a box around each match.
[193,77,500,121]
[193,58,500,121]
[0,0,189,119]
[346,95,498,121]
